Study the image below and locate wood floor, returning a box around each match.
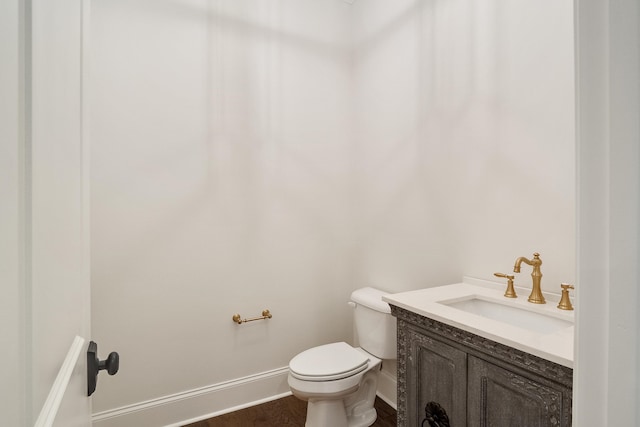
[183,395,396,427]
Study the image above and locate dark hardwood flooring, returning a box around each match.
[183,395,396,427]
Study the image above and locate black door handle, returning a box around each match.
[87,341,119,396]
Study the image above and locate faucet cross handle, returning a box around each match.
[558,283,575,310]
[494,272,517,298]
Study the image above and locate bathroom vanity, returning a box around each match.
[383,279,574,427]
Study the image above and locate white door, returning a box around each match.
[1,0,93,425]
[32,0,95,424]
[31,0,93,424]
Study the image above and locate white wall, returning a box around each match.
[351,0,575,293]
[89,0,576,423]
[90,0,355,415]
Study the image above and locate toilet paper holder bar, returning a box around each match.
[232,309,272,325]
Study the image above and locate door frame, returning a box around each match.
[0,0,28,424]
[573,0,640,425]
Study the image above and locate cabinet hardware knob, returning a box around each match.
[422,401,451,427]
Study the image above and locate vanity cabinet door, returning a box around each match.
[406,328,467,427]
[467,356,566,427]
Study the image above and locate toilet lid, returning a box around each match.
[289,342,369,381]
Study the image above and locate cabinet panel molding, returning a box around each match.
[406,326,466,426]
[468,355,565,427]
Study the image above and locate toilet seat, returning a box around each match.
[289,342,369,381]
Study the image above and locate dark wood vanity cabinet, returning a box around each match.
[391,306,573,427]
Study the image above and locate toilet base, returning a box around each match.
[302,369,379,427]
[306,399,349,427]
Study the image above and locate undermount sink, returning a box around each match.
[441,297,573,334]
[382,279,575,366]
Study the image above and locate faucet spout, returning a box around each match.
[513,252,545,304]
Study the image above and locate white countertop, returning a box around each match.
[382,277,574,368]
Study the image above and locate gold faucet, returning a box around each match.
[514,252,545,304]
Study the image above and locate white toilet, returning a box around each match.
[287,287,397,427]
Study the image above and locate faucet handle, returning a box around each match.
[494,272,517,298]
[558,283,575,310]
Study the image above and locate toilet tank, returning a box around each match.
[350,287,397,359]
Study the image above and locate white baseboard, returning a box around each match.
[92,367,291,427]
[92,363,398,427]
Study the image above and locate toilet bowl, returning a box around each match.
[288,343,381,427]
[287,288,397,427]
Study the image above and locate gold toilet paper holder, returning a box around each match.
[232,309,272,325]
